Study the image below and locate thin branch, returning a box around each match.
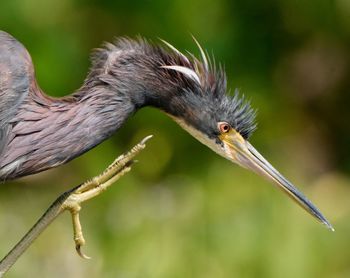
[0,135,152,277]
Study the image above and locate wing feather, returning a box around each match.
[0,31,32,156]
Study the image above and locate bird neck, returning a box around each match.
[1,39,198,180]
[1,85,136,180]
[84,39,202,120]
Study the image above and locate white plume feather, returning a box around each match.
[191,35,209,71]
[159,39,190,64]
[161,65,201,85]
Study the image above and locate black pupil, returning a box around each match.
[223,125,228,131]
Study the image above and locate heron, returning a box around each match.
[0,30,333,256]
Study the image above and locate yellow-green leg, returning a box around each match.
[61,135,153,259]
[0,135,153,277]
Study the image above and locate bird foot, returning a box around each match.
[60,135,153,259]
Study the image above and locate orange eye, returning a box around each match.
[218,122,231,133]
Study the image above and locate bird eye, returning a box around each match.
[218,122,231,133]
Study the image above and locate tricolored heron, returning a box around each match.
[0,31,332,235]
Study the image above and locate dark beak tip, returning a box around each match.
[226,140,334,232]
[323,220,335,232]
[307,203,334,232]
[315,212,334,232]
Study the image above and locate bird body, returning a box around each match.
[0,33,148,179]
[0,31,333,230]
[0,32,254,180]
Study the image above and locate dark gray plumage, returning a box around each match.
[0,31,32,157]
[0,32,255,180]
[89,39,256,138]
[0,31,333,230]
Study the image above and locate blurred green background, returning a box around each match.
[0,0,350,277]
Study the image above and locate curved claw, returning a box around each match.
[59,135,152,260]
[76,244,91,260]
[140,135,153,145]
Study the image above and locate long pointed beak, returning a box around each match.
[220,130,334,231]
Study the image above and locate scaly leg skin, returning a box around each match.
[61,135,153,259]
[0,135,153,277]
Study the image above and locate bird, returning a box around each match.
[0,30,333,230]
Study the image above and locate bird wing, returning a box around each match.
[0,31,32,156]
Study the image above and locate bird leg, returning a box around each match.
[0,135,153,277]
[60,135,153,259]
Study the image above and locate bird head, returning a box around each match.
[160,38,333,231]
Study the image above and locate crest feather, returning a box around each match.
[159,39,190,64]
[161,65,201,85]
[191,35,209,71]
